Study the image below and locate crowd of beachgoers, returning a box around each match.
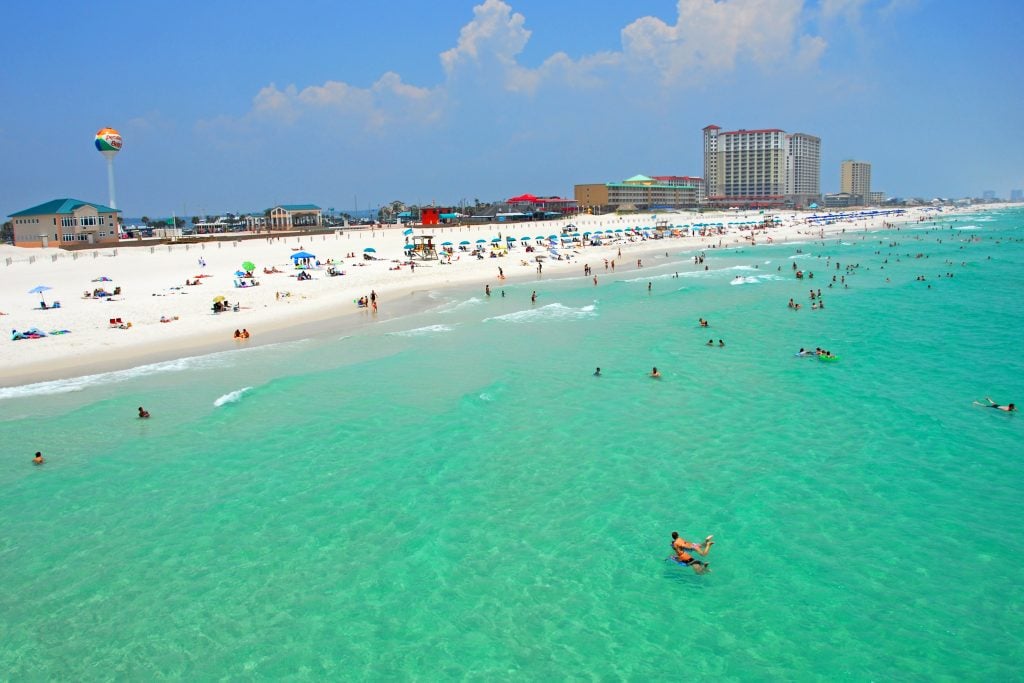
[0,205,997,386]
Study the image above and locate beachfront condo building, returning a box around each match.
[574,175,705,213]
[8,198,122,248]
[840,160,872,202]
[703,125,821,208]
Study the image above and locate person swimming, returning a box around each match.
[974,397,1016,412]
[33,451,44,465]
[594,367,601,376]
[650,367,661,378]
[138,406,150,418]
[670,531,714,573]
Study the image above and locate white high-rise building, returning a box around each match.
[703,124,821,208]
[840,160,871,201]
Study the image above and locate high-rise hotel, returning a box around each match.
[840,160,871,202]
[703,125,821,208]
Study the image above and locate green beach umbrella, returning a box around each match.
[242,261,255,272]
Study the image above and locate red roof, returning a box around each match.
[703,124,721,130]
[507,193,540,202]
[720,129,785,135]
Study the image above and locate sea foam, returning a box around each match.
[214,386,252,407]
[484,302,597,323]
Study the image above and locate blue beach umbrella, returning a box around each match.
[363,247,376,253]
[28,285,52,305]
[403,228,413,235]
[235,270,246,277]
[460,240,471,245]
[476,239,486,244]
[404,244,415,250]
[442,241,453,246]
[520,235,531,241]
[491,237,501,243]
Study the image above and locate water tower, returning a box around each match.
[94,127,123,209]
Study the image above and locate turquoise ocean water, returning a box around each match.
[2,208,1023,679]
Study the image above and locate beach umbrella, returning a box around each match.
[535,235,545,240]
[28,285,51,304]
[520,235,531,241]
[403,244,415,250]
[548,234,558,240]
[442,241,453,246]
[234,270,246,277]
[459,240,471,245]
[506,236,516,242]
[212,295,225,303]
[403,228,413,236]
[363,247,376,253]
[476,239,486,244]
[242,261,255,272]
[491,237,501,243]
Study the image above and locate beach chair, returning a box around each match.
[109,317,123,327]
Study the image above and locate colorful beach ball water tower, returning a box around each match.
[95,127,123,209]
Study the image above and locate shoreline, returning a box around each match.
[0,206,998,389]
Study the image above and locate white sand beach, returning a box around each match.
[0,207,983,386]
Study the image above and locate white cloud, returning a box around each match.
[620,0,827,83]
[227,0,831,130]
[440,0,531,75]
[249,73,440,130]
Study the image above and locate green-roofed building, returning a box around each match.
[8,198,122,247]
[574,174,705,213]
[268,204,322,229]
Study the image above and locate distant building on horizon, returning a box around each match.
[573,175,704,213]
[1010,189,1023,202]
[8,198,121,248]
[267,204,322,229]
[840,160,871,204]
[982,190,996,201]
[703,124,820,209]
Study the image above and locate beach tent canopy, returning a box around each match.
[290,251,316,260]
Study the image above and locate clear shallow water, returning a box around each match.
[2,209,1023,679]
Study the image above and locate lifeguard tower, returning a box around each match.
[411,235,438,260]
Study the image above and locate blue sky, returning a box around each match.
[2,0,1022,217]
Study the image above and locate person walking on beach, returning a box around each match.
[975,398,1016,412]
[671,531,714,573]
[33,451,44,465]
